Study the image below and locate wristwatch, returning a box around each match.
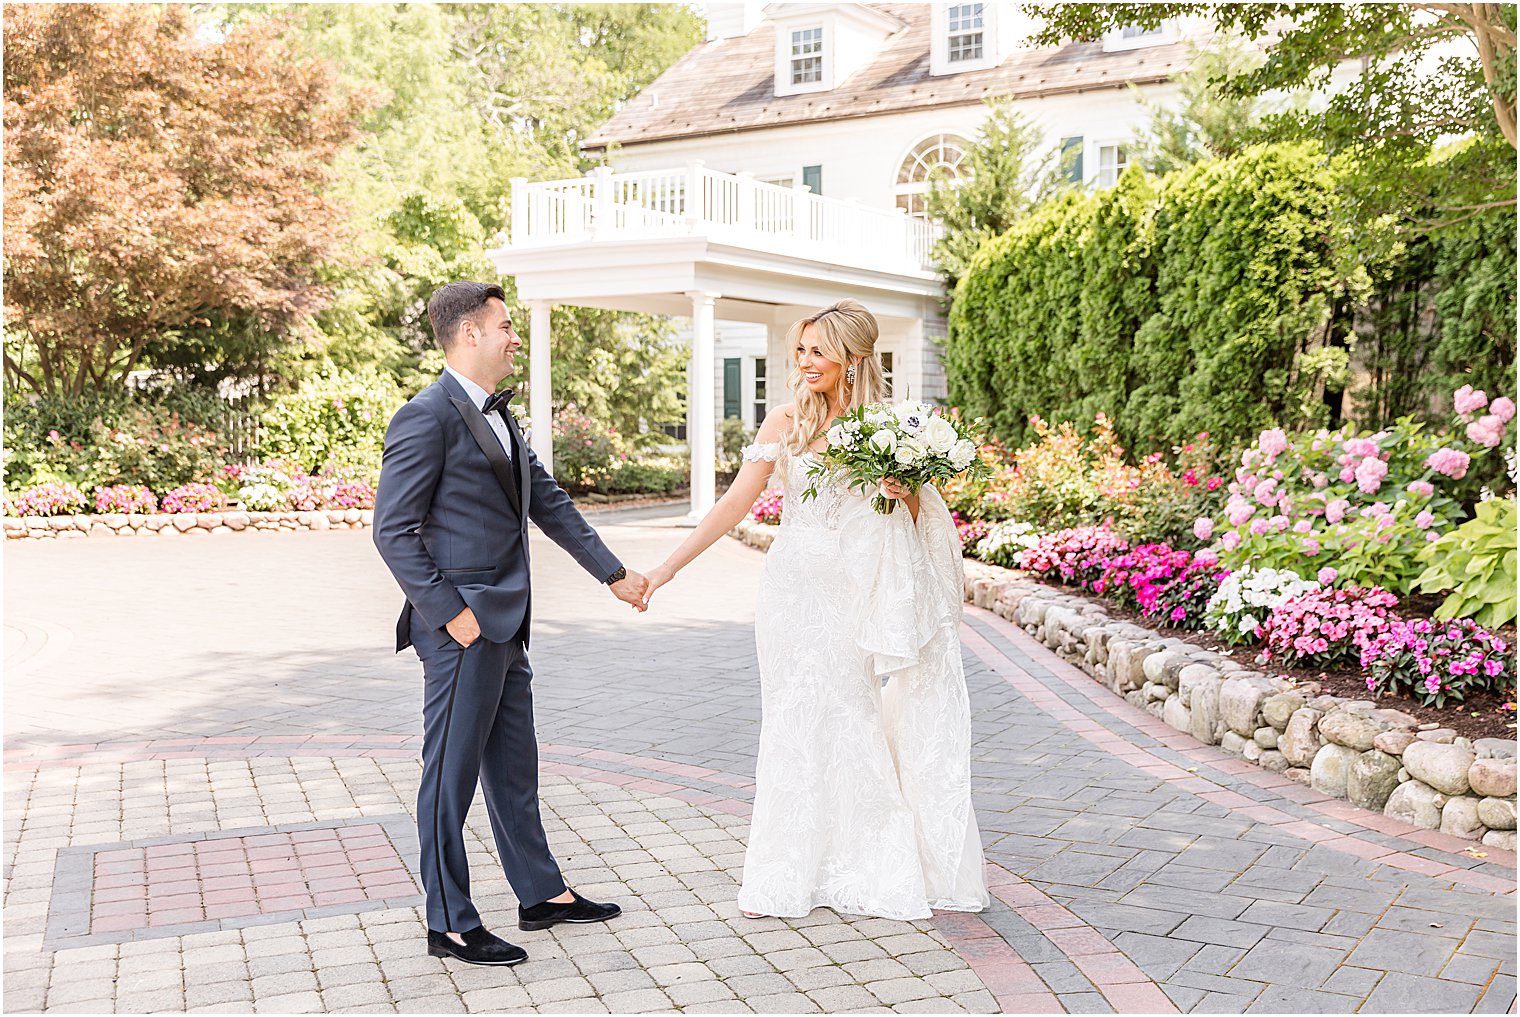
[605,566,627,585]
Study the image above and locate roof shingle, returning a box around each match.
[585,4,1192,150]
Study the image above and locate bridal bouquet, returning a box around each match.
[802,401,991,514]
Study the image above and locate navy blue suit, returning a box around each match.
[373,370,621,931]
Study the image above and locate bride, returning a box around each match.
[642,299,987,921]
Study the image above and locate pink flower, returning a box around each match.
[1227,501,1255,526]
[1220,531,1241,551]
[1354,456,1387,494]
[1253,478,1278,504]
[1258,428,1289,459]
[1406,480,1434,498]
[1193,517,1213,541]
[1293,520,1313,534]
[1414,510,1435,530]
[1453,384,1489,418]
[1271,515,1290,532]
[1491,396,1516,424]
[1206,476,1223,491]
[1311,472,1328,489]
[1425,448,1471,479]
[1300,538,1320,555]
[1325,499,1350,525]
[1317,567,1338,585]
[1467,415,1504,448]
[1250,518,1270,536]
[1344,437,1379,458]
[1339,466,1356,483]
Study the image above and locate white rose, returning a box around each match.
[924,416,959,454]
[894,443,918,466]
[826,424,848,447]
[949,440,976,470]
[868,428,897,453]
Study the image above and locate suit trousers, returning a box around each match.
[412,615,565,932]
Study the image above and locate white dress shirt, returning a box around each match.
[446,366,513,462]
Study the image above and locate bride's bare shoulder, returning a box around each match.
[756,404,795,442]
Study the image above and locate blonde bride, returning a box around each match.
[642,299,987,921]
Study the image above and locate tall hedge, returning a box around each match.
[946,141,1516,451]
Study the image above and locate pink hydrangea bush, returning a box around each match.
[1257,586,1399,668]
[8,482,88,517]
[160,482,226,514]
[1360,618,1515,708]
[751,489,783,526]
[93,484,157,514]
[1203,385,1511,595]
[1016,525,1129,585]
[330,480,375,510]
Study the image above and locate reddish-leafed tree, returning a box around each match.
[3,5,370,395]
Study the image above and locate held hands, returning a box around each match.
[879,477,913,501]
[609,570,650,612]
[640,563,675,611]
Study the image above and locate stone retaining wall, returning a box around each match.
[730,519,1517,850]
[4,509,374,539]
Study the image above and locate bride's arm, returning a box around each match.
[643,405,791,605]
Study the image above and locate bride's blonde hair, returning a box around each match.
[781,299,889,458]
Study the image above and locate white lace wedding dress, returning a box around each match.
[736,442,988,920]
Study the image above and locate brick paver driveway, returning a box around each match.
[5,506,1515,1013]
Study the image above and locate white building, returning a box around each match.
[489,2,1198,515]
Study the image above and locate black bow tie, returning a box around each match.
[482,389,515,415]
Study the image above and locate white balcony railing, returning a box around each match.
[507,163,940,274]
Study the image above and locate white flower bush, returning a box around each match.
[973,519,1042,568]
[1204,565,1320,644]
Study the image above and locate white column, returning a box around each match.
[686,291,719,521]
[528,300,553,474]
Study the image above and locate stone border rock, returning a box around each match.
[4,509,374,540]
[730,518,1518,851]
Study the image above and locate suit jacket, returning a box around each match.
[372,371,622,651]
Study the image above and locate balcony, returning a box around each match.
[505,163,940,276]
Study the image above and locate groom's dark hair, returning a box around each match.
[428,281,508,350]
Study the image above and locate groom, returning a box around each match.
[373,281,649,966]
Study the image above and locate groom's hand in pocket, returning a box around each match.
[446,606,482,647]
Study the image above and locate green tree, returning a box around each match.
[2,4,367,396]
[925,100,1069,284]
[1132,39,1264,174]
[1031,4,1516,227]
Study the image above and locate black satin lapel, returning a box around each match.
[503,411,532,519]
[448,396,522,515]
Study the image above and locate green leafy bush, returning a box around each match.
[591,457,687,496]
[552,404,624,491]
[1415,497,1518,627]
[258,368,402,479]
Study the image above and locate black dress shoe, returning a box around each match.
[427,925,528,966]
[519,889,622,931]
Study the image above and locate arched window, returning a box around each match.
[894,133,970,218]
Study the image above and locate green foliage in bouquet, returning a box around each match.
[1415,497,1518,628]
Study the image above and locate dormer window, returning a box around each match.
[790,27,823,84]
[947,4,984,63]
[1102,18,1175,51]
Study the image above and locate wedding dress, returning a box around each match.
[736,442,988,920]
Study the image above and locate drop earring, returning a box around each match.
[845,363,857,386]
